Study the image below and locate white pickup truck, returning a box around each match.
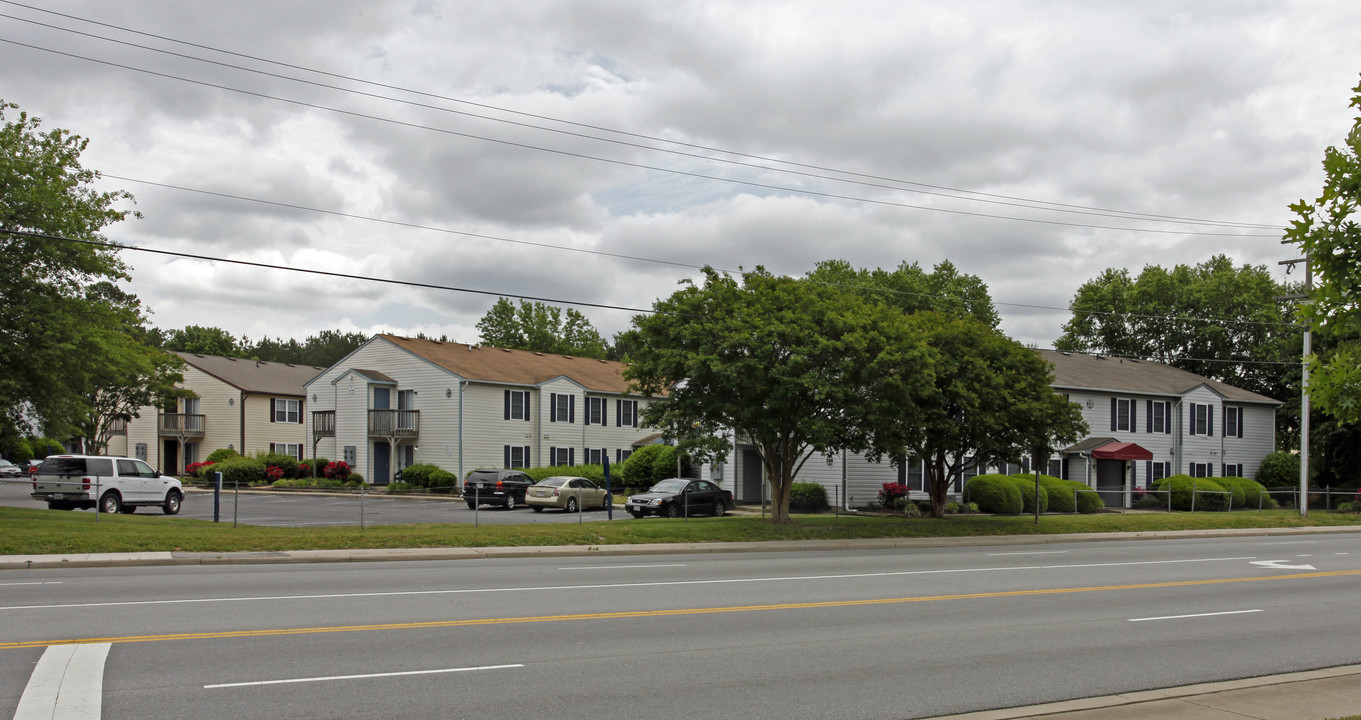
[31,455,184,515]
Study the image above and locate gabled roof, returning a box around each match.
[175,352,326,397]
[1037,350,1281,406]
[379,335,642,394]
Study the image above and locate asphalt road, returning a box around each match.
[3,535,1359,719]
[0,479,636,526]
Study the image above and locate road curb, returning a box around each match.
[4,524,1361,570]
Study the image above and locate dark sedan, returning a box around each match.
[626,478,731,518]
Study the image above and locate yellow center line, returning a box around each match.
[5,568,1358,651]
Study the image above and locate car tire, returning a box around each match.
[664,503,681,519]
[628,511,644,519]
[713,500,727,517]
[99,492,122,515]
[532,506,544,513]
[565,497,578,513]
[466,501,477,510]
[162,491,182,516]
[601,494,612,510]
[503,495,516,511]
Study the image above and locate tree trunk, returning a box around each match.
[926,457,950,518]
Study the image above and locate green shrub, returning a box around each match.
[650,445,690,481]
[255,452,300,479]
[1153,475,1230,511]
[1133,488,1167,509]
[213,457,267,486]
[1031,475,1073,512]
[1215,476,1268,509]
[1012,477,1049,514]
[206,448,240,463]
[964,474,1023,514]
[347,472,364,484]
[621,444,667,488]
[386,482,411,494]
[789,482,829,512]
[398,464,457,490]
[1257,452,1300,489]
[9,439,33,464]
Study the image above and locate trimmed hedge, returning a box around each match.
[1017,474,1104,514]
[206,448,240,463]
[255,452,301,479]
[789,482,829,512]
[1015,478,1049,514]
[620,444,667,488]
[1213,476,1270,509]
[964,474,1023,514]
[211,457,267,486]
[1153,475,1230,511]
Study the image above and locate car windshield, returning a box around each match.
[649,479,689,494]
[0,460,13,467]
[537,477,569,487]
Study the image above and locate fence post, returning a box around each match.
[233,475,239,528]
[213,471,222,522]
[360,481,366,529]
[94,478,100,523]
[474,484,480,528]
[578,487,583,525]
[1191,481,1197,513]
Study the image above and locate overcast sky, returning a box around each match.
[3,1,1358,350]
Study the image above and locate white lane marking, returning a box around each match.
[560,564,687,570]
[1129,609,1262,622]
[14,643,111,720]
[986,551,1069,556]
[1250,560,1317,570]
[204,663,523,689]
[0,582,61,587]
[1261,541,1317,545]
[0,556,1259,612]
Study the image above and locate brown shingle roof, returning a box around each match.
[175,352,325,397]
[1037,349,1280,405]
[380,335,641,394]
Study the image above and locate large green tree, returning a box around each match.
[626,267,932,523]
[476,298,608,359]
[903,312,1087,517]
[1286,78,1361,425]
[806,259,1001,328]
[0,100,144,440]
[158,325,244,357]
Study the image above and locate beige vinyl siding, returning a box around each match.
[1180,387,1225,476]
[462,382,537,471]
[1220,403,1276,479]
[245,395,307,457]
[179,365,242,460]
[538,378,582,465]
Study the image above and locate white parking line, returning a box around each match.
[986,551,1069,556]
[204,663,523,689]
[0,582,61,587]
[14,643,111,720]
[1129,609,1262,622]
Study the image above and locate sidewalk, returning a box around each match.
[925,664,1361,720]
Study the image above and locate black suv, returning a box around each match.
[463,469,533,510]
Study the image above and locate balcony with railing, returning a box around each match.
[369,409,420,438]
[312,411,336,438]
[159,413,205,438]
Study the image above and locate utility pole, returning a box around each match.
[1279,254,1311,517]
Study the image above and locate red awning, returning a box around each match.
[1091,442,1154,461]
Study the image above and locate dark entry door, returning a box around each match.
[373,442,390,486]
[1096,459,1125,507]
[162,440,179,476]
[741,448,762,503]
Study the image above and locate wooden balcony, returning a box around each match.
[369,409,419,438]
[312,411,336,438]
[159,413,205,438]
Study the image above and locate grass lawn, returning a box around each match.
[3,506,1361,556]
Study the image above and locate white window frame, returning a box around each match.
[270,442,303,460]
[506,390,529,421]
[1225,407,1242,438]
[618,399,638,428]
[588,448,604,466]
[551,447,573,466]
[275,398,300,424]
[552,394,572,423]
[1189,462,1213,478]
[507,445,529,469]
[587,397,606,425]
[1115,398,1131,432]
[1150,401,1167,433]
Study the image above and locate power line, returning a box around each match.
[0,37,1281,238]
[0,1,1280,230]
[0,8,1279,231]
[0,151,1302,332]
[0,228,670,317]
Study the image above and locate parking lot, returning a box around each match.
[0,479,631,527]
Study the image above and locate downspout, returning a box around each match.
[841,449,848,511]
[582,390,588,466]
[239,391,247,455]
[458,380,466,481]
[1174,398,1184,475]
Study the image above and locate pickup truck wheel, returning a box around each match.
[99,492,122,515]
[119,505,137,514]
[162,491,182,515]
